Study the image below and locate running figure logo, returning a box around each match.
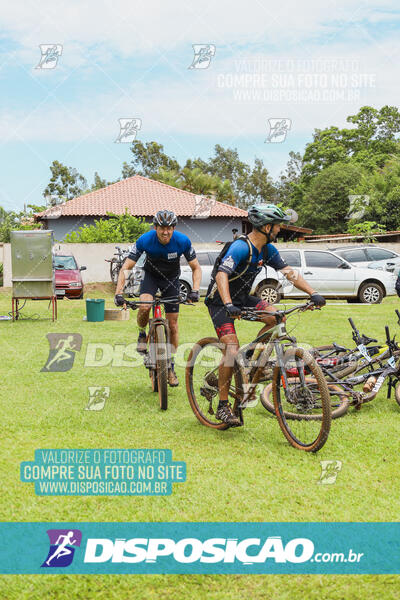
[85,386,110,411]
[115,118,142,143]
[188,44,216,69]
[41,529,82,568]
[41,333,82,372]
[191,195,216,219]
[318,460,343,484]
[265,118,291,143]
[35,44,63,69]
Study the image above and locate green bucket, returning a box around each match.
[86,298,105,322]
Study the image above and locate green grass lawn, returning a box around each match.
[1,287,400,598]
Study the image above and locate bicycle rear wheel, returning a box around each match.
[272,347,331,452]
[185,337,242,429]
[154,324,168,410]
[261,378,349,419]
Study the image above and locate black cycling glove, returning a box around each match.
[224,303,242,317]
[187,290,200,302]
[114,294,125,307]
[310,293,326,307]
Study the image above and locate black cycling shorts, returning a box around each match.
[139,270,180,313]
[208,297,270,338]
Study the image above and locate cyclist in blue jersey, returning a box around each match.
[205,203,326,427]
[115,210,202,386]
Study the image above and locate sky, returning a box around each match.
[1,0,400,211]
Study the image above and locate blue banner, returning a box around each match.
[0,522,399,574]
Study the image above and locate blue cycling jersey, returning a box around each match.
[218,239,286,276]
[206,238,287,306]
[128,229,196,278]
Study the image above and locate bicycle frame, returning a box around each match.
[236,303,314,405]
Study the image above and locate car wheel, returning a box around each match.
[358,282,384,304]
[257,282,281,304]
[179,280,190,302]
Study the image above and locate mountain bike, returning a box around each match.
[106,246,130,284]
[262,313,400,418]
[185,302,331,452]
[124,295,193,410]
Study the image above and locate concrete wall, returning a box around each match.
[4,239,400,287]
[42,216,244,243]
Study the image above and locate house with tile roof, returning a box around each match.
[34,175,312,242]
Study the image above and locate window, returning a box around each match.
[365,248,397,261]
[337,249,367,263]
[54,256,78,270]
[305,252,343,268]
[208,252,220,265]
[279,250,301,267]
[196,253,211,266]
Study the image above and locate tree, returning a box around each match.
[275,151,304,209]
[91,172,108,191]
[299,162,364,234]
[0,205,43,243]
[64,210,150,243]
[43,161,88,204]
[301,106,400,182]
[154,166,235,204]
[349,157,400,231]
[122,141,180,179]
[187,144,275,208]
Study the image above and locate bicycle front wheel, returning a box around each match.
[272,347,331,452]
[185,337,242,429]
[154,324,168,410]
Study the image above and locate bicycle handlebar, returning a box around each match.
[122,296,195,310]
[239,301,318,321]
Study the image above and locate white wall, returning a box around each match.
[3,240,400,287]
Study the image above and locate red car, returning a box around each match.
[54,254,86,299]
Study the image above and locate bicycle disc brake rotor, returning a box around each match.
[289,384,315,413]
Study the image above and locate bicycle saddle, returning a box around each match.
[332,342,348,352]
[360,334,378,345]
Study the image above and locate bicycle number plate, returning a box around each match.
[358,344,371,362]
[388,356,396,368]
[372,375,385,393]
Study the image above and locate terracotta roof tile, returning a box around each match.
[36,176,247,219]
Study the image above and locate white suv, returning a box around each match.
[178,248,396,304]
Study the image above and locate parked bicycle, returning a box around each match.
[124,295,193,410]
[106,246,130,284]
[186,302,331,452]
[261,311,400,418]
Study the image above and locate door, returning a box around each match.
[303,251,355,296]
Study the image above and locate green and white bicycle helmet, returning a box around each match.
[247,203,292,227]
